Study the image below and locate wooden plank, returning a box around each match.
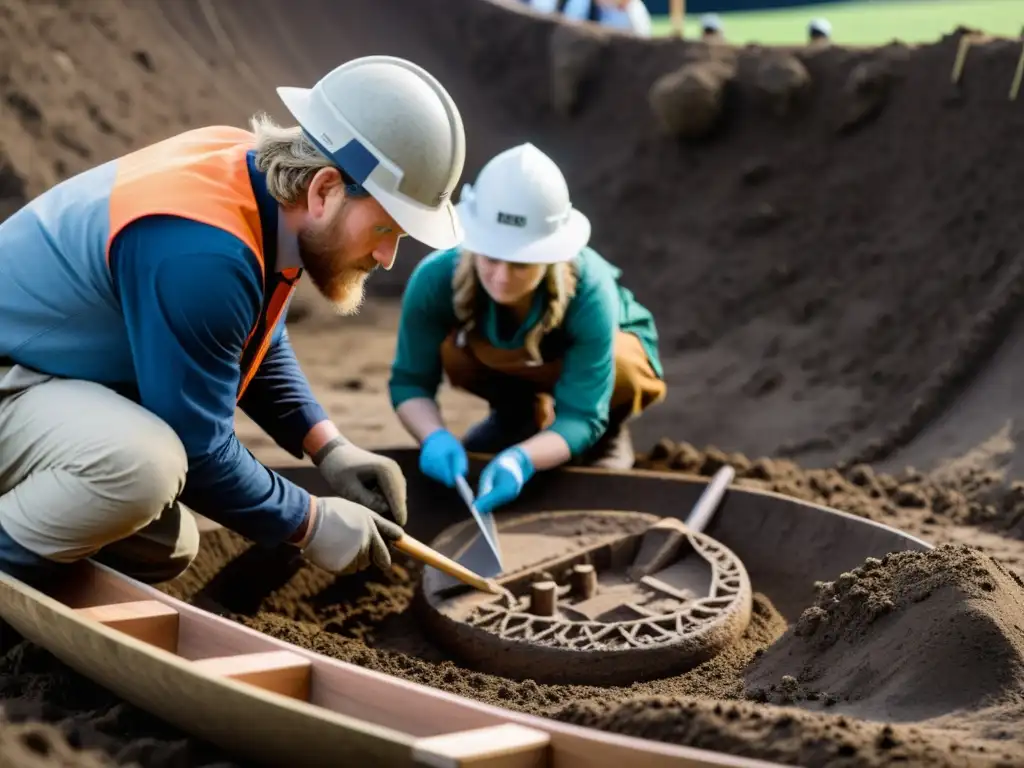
[192,650,311,700]
[105,563,788,767]
[413,724,549,768]
[0,573,417,767]
[75,600,179,653]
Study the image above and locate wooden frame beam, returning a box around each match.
[192,650,312,701]
[75,600,179,653]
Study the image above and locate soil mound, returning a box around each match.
[0,709,118,768]
[333,0,1024,471]
[552,697,1001,768]
[0,0,264,204]
[745,545,1024,722]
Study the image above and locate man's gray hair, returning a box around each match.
[250,112,334,205]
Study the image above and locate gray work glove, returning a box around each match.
[302,496,404,574]
[313,437,408,526]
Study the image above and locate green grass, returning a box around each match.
[650,0,1022,45]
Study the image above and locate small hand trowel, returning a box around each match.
[392,533,504,595]
[453,475,505,578]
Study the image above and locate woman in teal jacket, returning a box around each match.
[388,143,666,515]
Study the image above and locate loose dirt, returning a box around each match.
[157,450,1024,768]
[3,0,1024,765]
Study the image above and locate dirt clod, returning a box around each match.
[648,58,735,140]
[754,51,811,117]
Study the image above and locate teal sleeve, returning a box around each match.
[549,268,618,455]
[388,250,459,408]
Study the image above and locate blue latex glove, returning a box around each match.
[419,428,468,487]
[476,446,535,515]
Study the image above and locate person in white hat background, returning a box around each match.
[700,13,725,42]
[808,17,832,44]
[0,55,465,587]
[389,144,666,517]
[519,0,653,38]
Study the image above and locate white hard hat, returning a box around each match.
[455,143,590,265]
[700,13,723,32]
[809,17,832,36]
[276,55,466,250]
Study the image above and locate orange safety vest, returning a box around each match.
[104,126,301,400]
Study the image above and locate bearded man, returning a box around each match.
[0,55,466,588]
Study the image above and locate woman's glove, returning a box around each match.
[475,446,535,515]
[419,429,469,487]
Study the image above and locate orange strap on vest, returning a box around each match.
[106,126,299,400]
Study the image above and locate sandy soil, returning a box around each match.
[2,0,1024,766]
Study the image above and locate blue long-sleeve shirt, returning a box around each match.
[109,214,327,544]
[0,138,329,546]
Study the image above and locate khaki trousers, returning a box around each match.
[0,365,200,584]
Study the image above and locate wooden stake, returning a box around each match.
[570,564,597,600]
[1010,40,1024,100]
[951,33,974,84]
[669,0,685,38]
[529,581,557,617]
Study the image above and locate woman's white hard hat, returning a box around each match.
[455,143,590,265]
[276,55,466,251]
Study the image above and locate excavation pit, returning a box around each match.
[418,510,753,686]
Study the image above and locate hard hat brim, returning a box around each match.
[365,176,465,250]
[455,200,590,265]
[276,85,465,251]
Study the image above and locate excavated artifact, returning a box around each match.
[417,510,752,686]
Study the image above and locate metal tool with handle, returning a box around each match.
[392,533,503,595]
[454,475,505,576]
[684,464,735,533]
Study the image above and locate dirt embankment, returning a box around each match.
[7,0,1024,472]
[639,439,1024,578]
[388,0,1024,471]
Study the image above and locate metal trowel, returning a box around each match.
[453,475,504,578]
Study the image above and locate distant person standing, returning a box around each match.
[521,0,653,38]
[589,0,653,37]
